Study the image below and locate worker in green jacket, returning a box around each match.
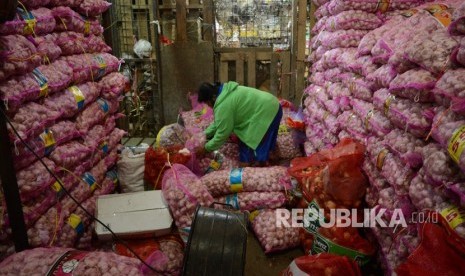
[197,81,282,166]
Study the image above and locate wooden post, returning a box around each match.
[280,51,291,100]
[176,0,187,42]
[247,52,256,88]
[203,0,214,42]
[219,61,229,82]
[295,0,308,106]
[270,52,279,96]
[236,54,244,85]
[288,0,299,101]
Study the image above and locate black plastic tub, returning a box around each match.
[182,205,248,276]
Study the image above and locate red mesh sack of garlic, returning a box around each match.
[14,157,56,202]
[249,209,300,254]
[49,140,92,169]
[281,253,361,276]
[409,168,465,239]
[372,89,435,138]
[49,0,83,8]
[161,164,214,237]
[366,137,414,196]
[114,234,185,276]
[0,35,42,82]
[75,0,112,17]
[76,98,120,134]
[350,99,394,138]
[276,114,304,160]
[289,138,367,207]
[305,122,340,151]
[200,166,291,197]
[54,31,111,55]
[396,214,465,275]
[60,53,120,84]
[344,75,373,101]
[357,13,408,57]
[54,195,96,248]
[44,82,100,120]
[449,1,465,35]
[433,68,465,113]
[430,108,465,175]
[335,112,368,143]
[318,30,369,50]
[26,203,69,247]
[83,115,118,150]
[30,34,62,62]
[12,120,81,170]
[99,72,129,99]
[381,128,425,169]
[366,64,397,91]
[0,247,143,275]
[0,7,55,36]
[214,191,287,211]
[324,10,383,31]
[0,60,72,111]
[403,29,458,76]
[20,0,52,9]
[144,145,191,190]
[388,68,436,102]
[327,0,423,15]
[52,7,103,35]
[370,222,419,275]
[7,101,62,143]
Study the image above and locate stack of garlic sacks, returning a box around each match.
[307,0,465,273]
[0,0,127,259]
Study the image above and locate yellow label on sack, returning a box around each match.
[67,213,84,234]
[279,124,289,134]
[40,130,56,148]
[230,184,243,193]
[249,210,260,223]
[384,94,395,116]
[69,86,85,110]
[376,148,389,170]
[210,160,221,170]
[440,205,465,229]
[24,19,37,35]
[425,4,452,27]
[365,110,374,130]
[51,181,62,193]
[401,8,419,18]
[18,7,37,35]
[67,214,81,228]
[448,126,465,164]
[376,0,390,13]
[84,20,90,35]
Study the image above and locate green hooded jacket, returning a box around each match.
[204,81,280,152]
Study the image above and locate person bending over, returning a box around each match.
[196,81,282,167]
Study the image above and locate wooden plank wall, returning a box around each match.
[217,49,291,98]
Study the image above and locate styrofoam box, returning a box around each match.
[95,190,173,240]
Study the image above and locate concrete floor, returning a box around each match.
[245,232,304,276]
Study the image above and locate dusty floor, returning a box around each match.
[244,232,303,276]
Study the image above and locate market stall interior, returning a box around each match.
[1,0,465,275]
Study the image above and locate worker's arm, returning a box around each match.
[204,110,234,152]
[204,122,217,139]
